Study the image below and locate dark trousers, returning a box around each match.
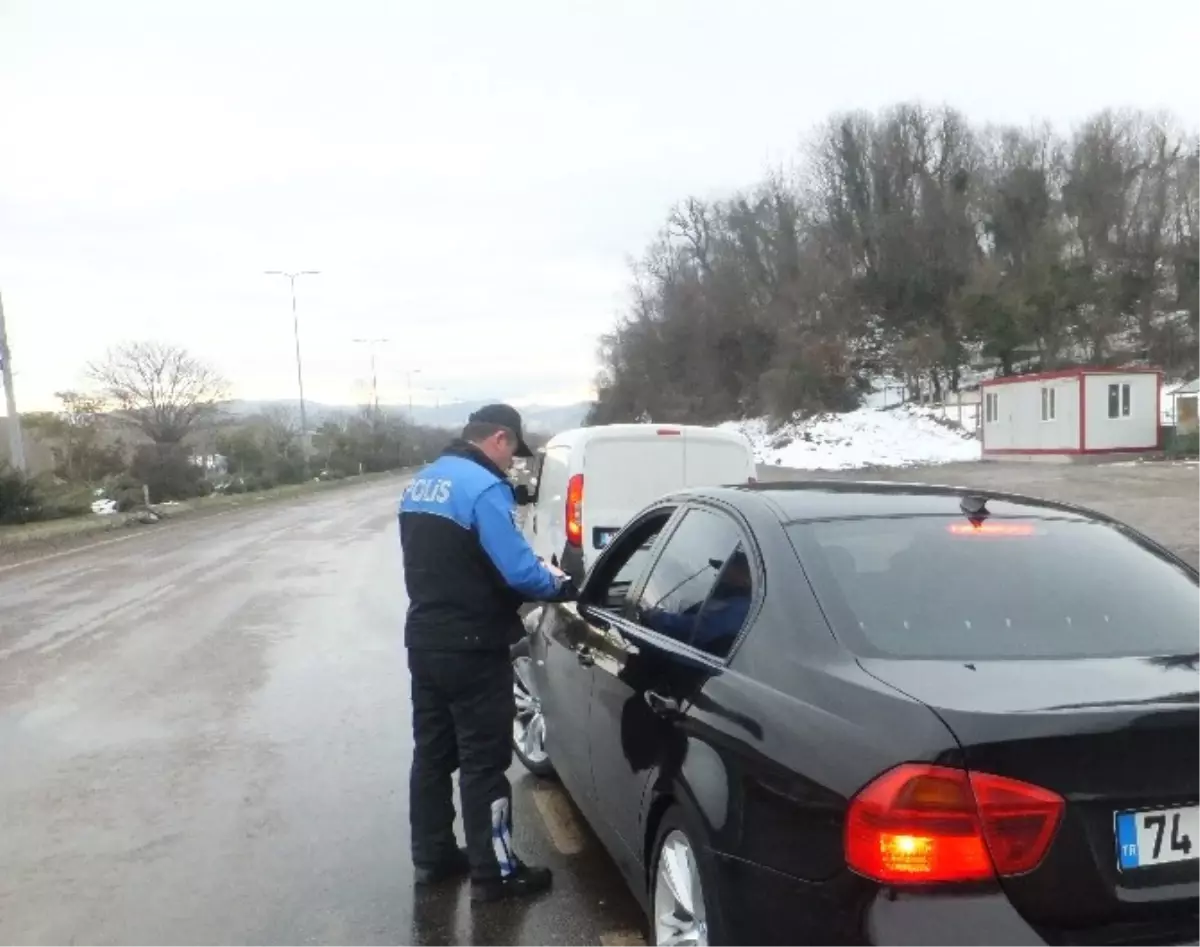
[407,648,516,880]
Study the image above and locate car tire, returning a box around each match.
[511,637,556,779]
[649,806,727,946]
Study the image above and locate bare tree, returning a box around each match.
[88,342,229,445]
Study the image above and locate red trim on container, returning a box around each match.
[982,445,1158,456]
[982,447,1084,456]
[1156,370,1164,449]
[981,368,1084,387]
[1079,373,1087,450]
[981,366,1162,388]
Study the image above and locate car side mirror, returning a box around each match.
[514,484,534,506]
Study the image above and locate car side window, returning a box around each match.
[632,508,750,659]
[585,510,675,611]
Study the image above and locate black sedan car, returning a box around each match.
[511,482,1199,946]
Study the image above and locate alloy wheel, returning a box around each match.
[654,829,708,946]
[512,655,548,765]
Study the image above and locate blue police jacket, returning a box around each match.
[400,441,563,650]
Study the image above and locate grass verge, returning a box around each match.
[0,470,408,560]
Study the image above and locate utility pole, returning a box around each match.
[0,291,27,473]
[264,270,319,443]
[406,368,422,423]
[352,338,389,412]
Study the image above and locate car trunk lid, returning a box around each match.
[859,655,1199,932]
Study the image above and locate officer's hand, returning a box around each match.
[548,577,579,603]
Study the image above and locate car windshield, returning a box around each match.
[787,515,1200,661]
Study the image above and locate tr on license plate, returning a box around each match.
[1116,805,1198,870]
[594,529,618,549]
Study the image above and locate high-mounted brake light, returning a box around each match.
[656,428,681,436]
[565,474,584,547]
[845,764,1063,884]
[948,522,1036,536]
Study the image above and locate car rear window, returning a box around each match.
[786,515,1200,660]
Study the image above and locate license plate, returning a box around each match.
[594,528,618,549]
[1116,805,1199,870]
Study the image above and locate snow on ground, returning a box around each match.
[725,402,981,470]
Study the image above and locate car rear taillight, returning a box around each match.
[845,764,1064,884]
[565,474,584,547]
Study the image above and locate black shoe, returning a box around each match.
[414,847,470,886]
[470,862,553,903]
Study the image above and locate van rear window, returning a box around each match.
[787,516,1199,660]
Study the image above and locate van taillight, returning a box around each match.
[845,764,1063,884]
[565,474,584,547]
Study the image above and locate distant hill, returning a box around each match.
[223,399,592,435]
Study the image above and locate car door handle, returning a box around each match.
[576,647,594,667]
[645,690,680,718]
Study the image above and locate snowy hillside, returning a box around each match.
[724,398,980,471]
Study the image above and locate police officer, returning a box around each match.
[400,404,577,902]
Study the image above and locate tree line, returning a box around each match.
[587,105,1199,426]
[5,341,458,523]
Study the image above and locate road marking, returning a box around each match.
[531,785,586,855]
[600,931,647,946]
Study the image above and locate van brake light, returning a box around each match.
[565,474,584,547]
[948,522,1035,536]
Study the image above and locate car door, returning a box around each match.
[534,504,680,813]
[586,504,755,877]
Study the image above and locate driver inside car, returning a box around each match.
[641,550,752,655]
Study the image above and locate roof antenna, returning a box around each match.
[960,494,989,526]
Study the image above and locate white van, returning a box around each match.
[519,424,757,582]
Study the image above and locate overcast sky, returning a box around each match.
[3,0,1197,412]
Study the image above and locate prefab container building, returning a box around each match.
[980,368,1162,459]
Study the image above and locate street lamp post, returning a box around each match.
[0,291,27,473]
[264,270,319,441]
[352,338,389,412]
[406,369,422,423]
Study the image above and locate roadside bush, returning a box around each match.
[271,456,307,486]
[102,472,147,512]
[0,466,43,524]
[35,479,95,519]
[130,444,207,501]
[1165,429,1200,458]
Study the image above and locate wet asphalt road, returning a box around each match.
[0,476,646,946]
